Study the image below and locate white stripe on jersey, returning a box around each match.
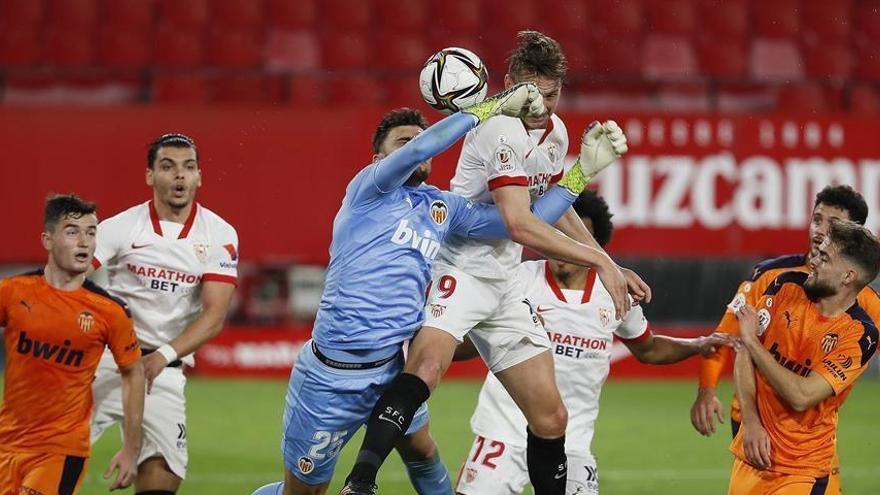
[469,260,648,454]
[439,114,569,279]
[94,201,238,364]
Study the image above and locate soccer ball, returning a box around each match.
[419,47,489,114]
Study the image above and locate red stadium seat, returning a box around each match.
[104,0,155,29]
[541,0,590,37]
[152,74,210,103]
[383,75,425,109]
[642,35,697,80]
[802,0,852,43]
[47,0,98,27]
[0,23,43,65]
[656,82,711,111]
[427,31,485,60]
[647,0,696,35]
[265,29,320,71]
[856,0,880,40]
[375,0,428,32]
[1,0,45,24]
[591,36,642,77]
[484,0,540,33]
[153,25,206,68]
[4,73,139,104]
[375,32,431,70]
[212,0,265,29]
[776,83,829,114]
[326,75,385,106]
[555,35,592,77]
[697,38,748,78]
[208,27,264,68]
[320,31,372,69]
[45,28,96,66]
[854,42,880,80]
[570,80,657,111]
[430,0,482,32]
[717,82,776,112]
[749,38,804,81]
[267,0,317,29]
[698,0,749,40]
[753,0,800,38]
[99,27,152,68]
[849,84,880,115]
[590,0,644,36]
[158,0,208,29]
[323,0,373,31]
[803,42,853,79]
[288,75,324,106]
[212,75,282,104]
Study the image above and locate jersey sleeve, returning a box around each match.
[614,303,649,341]
[93,214,128,269]
[203,223,239,286]
[472,119,530,190]
[815,320,878,395]
[105,305,141,368]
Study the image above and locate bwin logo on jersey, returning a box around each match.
[391,219,441,260]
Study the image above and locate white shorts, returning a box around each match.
[423,262,550,373]
[91,354,188,479]
[455,434,599,495]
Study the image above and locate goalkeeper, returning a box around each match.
[253,83,618,495]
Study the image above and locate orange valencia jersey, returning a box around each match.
[0,271,141,457]
[729,271,879,477]
[700,254,880,421]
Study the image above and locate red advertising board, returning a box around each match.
[1,107,877,262]
[192,325,714,380]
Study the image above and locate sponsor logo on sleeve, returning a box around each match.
[223,243,238,260]
[757,308,771,336]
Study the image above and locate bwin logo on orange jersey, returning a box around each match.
[16,331,85,367]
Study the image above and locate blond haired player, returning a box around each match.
[342,32,648,495]
[89,134,239,495]
[457,191,728,495]
[730,220,880,495]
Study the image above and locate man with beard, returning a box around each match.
[89,134,239,495]
[729,219,880,495]
[691,185,880,492]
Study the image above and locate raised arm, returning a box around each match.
[625,332,731,365]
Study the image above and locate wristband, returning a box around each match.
[156,344,178,364]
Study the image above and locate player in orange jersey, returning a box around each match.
[0,194,145,494]
[691,185,875,491]
[728,219,880,495]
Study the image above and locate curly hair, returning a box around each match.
[815,185,868,225]
[573,189,614,248]
[371,108,430,153]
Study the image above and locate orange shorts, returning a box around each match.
[0,451,87,495]
[728,458,836,495]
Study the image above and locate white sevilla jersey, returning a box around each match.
[438,114,568,279]
[93,201,238,362]
[470,260,648,454]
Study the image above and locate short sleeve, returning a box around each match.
[717,277,770,335]
[614,303,649,341]
[203,224,239,286]
[105,305,141,368]
[472,119,529,190]
[815,321,878,395]
[93,214,128,269]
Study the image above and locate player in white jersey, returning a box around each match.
[456,191,731,495]
[342,32,649,495]
[89,133,239,494]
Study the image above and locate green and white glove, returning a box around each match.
[576,120,628,180]
[463,82,545,123]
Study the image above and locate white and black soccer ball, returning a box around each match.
[419,47,489,114]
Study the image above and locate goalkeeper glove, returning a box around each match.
[463,83,545,123]
[576,120,628,180]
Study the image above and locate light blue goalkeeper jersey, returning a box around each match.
[312,112,576,352]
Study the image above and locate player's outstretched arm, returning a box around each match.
[142,281,236,391]
[625,332,732,365]
[735,304,834,411]
[370,83,545,194]
[733,340,772,469]
[105,359,145,490]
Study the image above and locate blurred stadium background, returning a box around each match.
[0,0,879,493]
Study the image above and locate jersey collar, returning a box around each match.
[544,260,597,304]
[148,200,199,239]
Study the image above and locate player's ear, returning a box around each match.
[40,230,52,251]
[145,168,154,187]
[372,152,385,163]
[503,74,513,90]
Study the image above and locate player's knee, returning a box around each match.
[529,402,568,438]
